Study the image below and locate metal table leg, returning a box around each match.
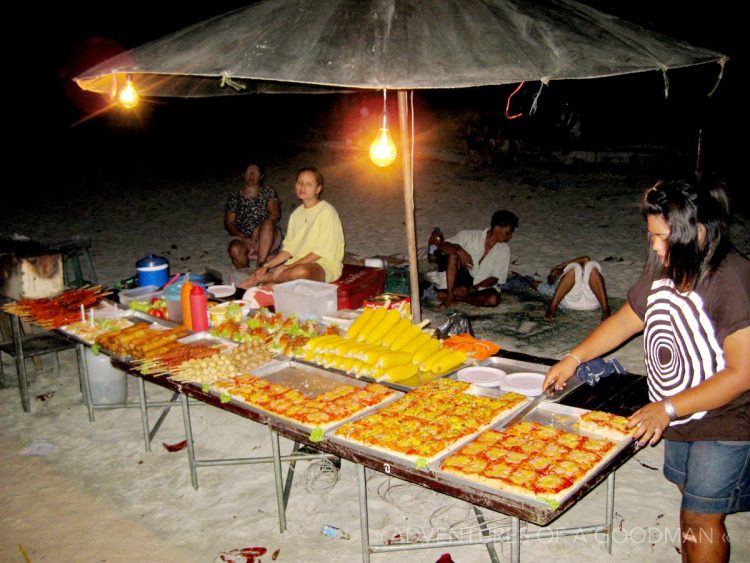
[11,313,30,412]
[137,377,151,452]
[605,472,615,553]
[269,429,287,533]
[180,393,199,490]
[281,442,301,513]
[77,343,95,422]
[472,506,501,563]
[357,464,371,563]
[511,516,520,563]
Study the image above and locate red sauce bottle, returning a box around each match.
[189,285,209,332]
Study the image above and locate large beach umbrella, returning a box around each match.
[75,0,727,321]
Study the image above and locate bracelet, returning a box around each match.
[662,399,678,422]
[564,352,582,367]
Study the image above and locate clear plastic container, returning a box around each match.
[118,285,161,307]
[273,279,338,320]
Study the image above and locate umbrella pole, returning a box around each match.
[397,90,421,323]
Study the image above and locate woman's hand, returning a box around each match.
[543,355,579,391]
[270,264,288,281]
[627,402,671,447]
[237,264,268,289]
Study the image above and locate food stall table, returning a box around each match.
[0,302,78,412]
[59,320,185,453]
[112,358,335,533]
[269,349,647,563]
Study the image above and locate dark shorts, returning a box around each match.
[663,439,750,514]
[436,251,474,288]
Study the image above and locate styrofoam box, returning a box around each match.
[273,279,337,320]
[119,285,162,306]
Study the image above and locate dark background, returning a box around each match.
[31,1,744,209]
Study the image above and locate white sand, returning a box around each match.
[2,140,749,562]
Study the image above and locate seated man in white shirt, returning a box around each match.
[436,210,518,307]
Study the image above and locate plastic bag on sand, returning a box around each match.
[435,312,475,339]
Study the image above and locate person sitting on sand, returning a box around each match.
[522,256,610,321]
[225,161,282,269]
[436,210,518,307]
[237,167,344,289]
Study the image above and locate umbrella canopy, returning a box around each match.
[75,0,727,321]
[75,0,725,97]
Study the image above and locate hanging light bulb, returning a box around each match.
[370,89,397,167]
[119,74,139,109]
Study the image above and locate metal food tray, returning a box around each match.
[56,316,137,347]
[177,331,236,348]
[429,401,636,507]
[328,387,531,467]
[219,359,404,433]
[89,316,179,362]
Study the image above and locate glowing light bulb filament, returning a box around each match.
[369,89,397,167]
[119,75,139,109]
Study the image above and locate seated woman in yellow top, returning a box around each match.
[238,167,345,288]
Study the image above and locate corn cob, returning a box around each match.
[411,338,442,365]
[378,362,419,382]
[360,345,391,365]
[320,354,339,369]
[349,359,369,377]
[379,317,412,347]
[331,338,361,356]
[346,307,375,339]
[376,351,413,369]
[315,335,347,354]
[364,308,402,345]
[389,324,423,351]
[303,334,340,351]
[400,332,432,354]
[420,347,453,372]
[345,343,383,364]
[301,349,317,362]
[431,350,468,373]
[356,307,388,342]
[339,357,356,374]
[344,342,372,358]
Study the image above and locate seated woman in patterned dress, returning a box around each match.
[224,161,282,269]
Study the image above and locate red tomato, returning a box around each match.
[150,297,161,304]
[152,309,165,319]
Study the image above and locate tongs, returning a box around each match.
[498,385,565,429]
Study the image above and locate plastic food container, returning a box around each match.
[273,279,338,320]
[119,285,162,307]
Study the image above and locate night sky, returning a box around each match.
[36,1,744,207]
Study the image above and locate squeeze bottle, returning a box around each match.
[189,285,209,332]
[181,278,193,330]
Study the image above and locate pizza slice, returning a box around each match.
[578,410,634,441]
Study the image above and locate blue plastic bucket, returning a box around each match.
[136,255,170,288]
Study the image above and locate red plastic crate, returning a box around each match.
[335,264,387,310]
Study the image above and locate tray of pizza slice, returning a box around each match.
[208,359,403,434]
[330,379,530,468]
[431,402,636,508]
